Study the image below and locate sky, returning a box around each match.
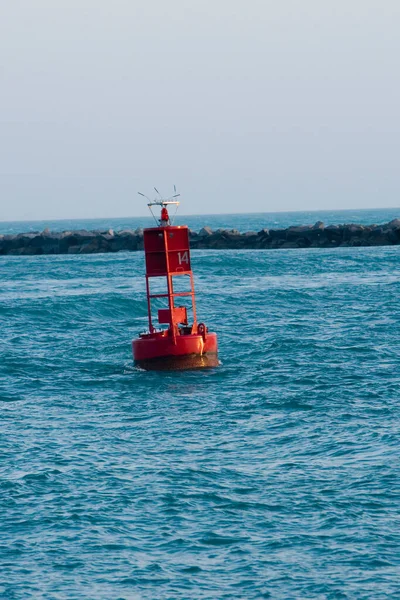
[0,0,399,220]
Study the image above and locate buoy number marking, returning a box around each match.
[178,251,189,265]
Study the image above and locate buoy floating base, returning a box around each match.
[135,353,219,371]
[133,331,218,371]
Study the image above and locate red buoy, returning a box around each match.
[133,191,218,370]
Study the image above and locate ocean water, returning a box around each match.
[1,206,399,236]
[1,211,400,599]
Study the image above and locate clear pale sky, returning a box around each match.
[0,0,399,220]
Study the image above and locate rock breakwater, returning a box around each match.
[1,220,400,256]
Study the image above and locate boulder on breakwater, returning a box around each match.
[1,220,400,256]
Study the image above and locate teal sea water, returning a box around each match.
[1,208,400,599]
[1,206,400,236]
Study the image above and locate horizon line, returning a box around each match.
[1,206,399,225]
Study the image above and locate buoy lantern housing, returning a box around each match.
[133,194,218,370]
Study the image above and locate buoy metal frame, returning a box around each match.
[132,194,218,370]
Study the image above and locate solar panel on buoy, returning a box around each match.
[132,189,219,370]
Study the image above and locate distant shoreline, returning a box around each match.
[1,219,400,256]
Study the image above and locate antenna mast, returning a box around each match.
[138,186,181,226]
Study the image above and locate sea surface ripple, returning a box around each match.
[1,244,400,599]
